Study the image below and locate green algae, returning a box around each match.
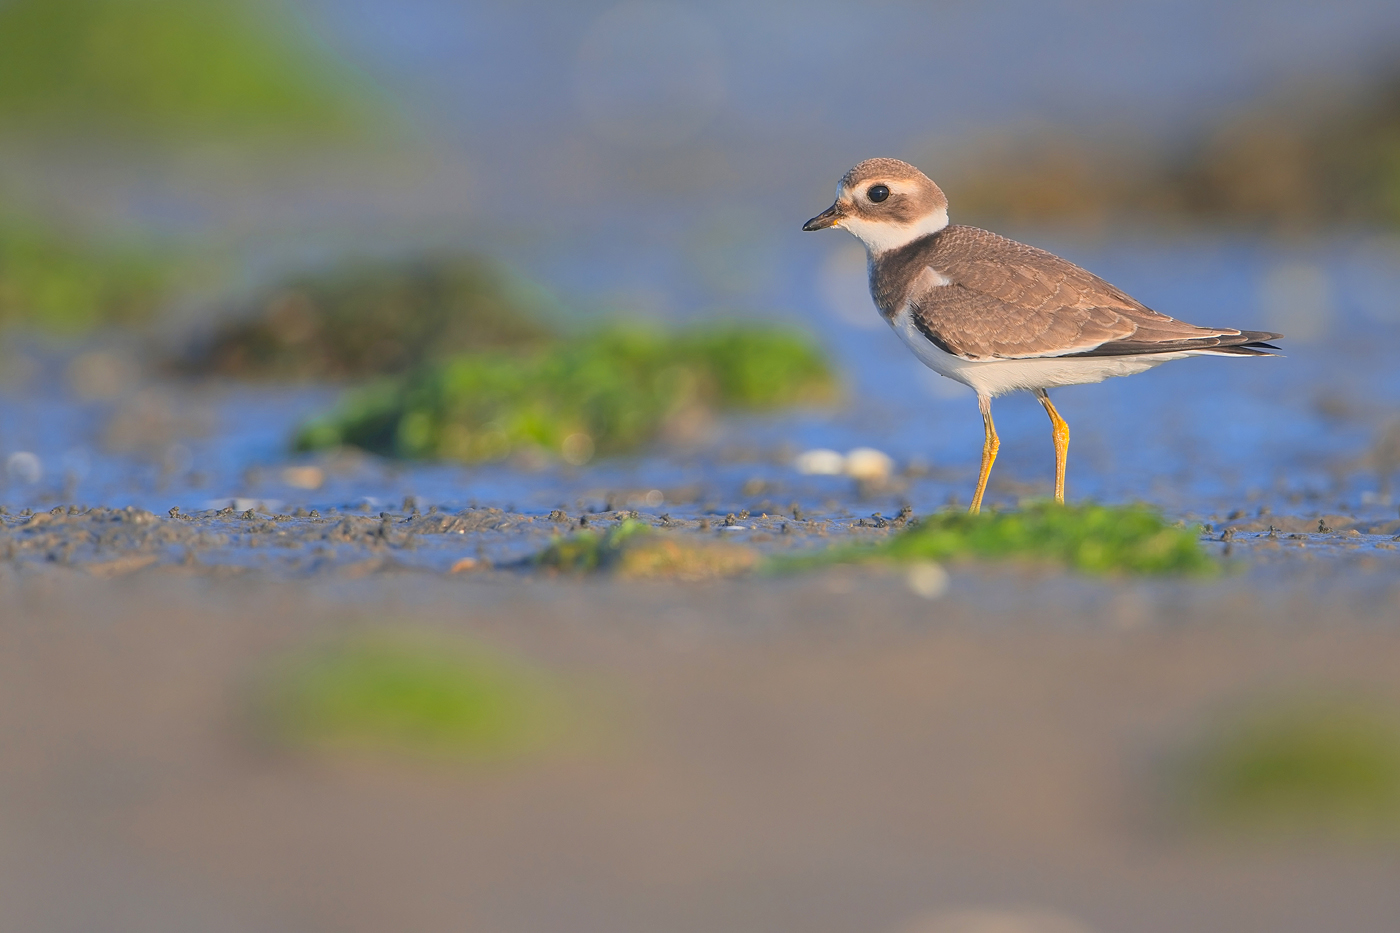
[294,325,837,463]
[534,519,757,580]
[255,631,567,763]
[772,503,1215,576]
[0,0,386,333]
[1180,698,1400,840]
[186,255,553,380]
[0,0,372,143]
[0,220,174,331]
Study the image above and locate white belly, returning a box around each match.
[889,306,1189,398]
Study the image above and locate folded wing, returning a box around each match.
[907,226,1281,360]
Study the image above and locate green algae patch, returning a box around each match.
[615,534,759,580]
[254,631,568,763]
[185,255,553,380]
[1178,698,1400,841]
[0,0,373,144]
[535,520,757,581]
[294,325,837,463]
[0,0,388,333]
[535,520,653,574]
[772,503,1214,576]
[0,219,175,331]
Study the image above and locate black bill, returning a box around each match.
[802,204,842,231]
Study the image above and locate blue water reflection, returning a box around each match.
[3,235,1398,523]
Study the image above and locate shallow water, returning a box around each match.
[3,237,1399,533]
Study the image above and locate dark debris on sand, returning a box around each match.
[0,503,861,579]
[2,501,1399,583]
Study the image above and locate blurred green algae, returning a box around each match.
[535,519,758,580]
[0,218,175,331]
[535,519,654,574]
[254,631,568,763]
[294,324,838,463]
[1179,698,1400,840]
[0,0,373,143]
[0,0,391,333]
[181,255,554,380]
[772,503,1214,576]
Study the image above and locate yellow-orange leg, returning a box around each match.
[969,394,999,514]
[1035,388,1070,504]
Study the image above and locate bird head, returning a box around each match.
[803,158,949,254]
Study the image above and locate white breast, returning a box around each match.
[888,306,1186,398]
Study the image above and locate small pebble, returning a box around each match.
[281,466,324,490]
[794,449,845,476]
[906,562,949,599]
[844,447,894,482]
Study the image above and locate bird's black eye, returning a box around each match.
[868,184,890,203]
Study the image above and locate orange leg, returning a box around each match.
[969,395,999,514]
[1035,389,1070,504]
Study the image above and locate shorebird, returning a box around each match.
[803,158,1281,513]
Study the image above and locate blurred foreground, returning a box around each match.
[3,567,1400,932]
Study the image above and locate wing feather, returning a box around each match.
[901,226,1275,360]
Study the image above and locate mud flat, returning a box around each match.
[3,498,1400,581]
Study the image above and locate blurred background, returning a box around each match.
[3,0,1400,512]
[5,2,1400,932]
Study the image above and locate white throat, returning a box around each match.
[841,206,948,255]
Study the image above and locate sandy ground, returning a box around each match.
[3,530,1400,933]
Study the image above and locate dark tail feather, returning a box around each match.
[1209,341,1281,356]
[1070,329,1284,358]
[1214,330,1283,356]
